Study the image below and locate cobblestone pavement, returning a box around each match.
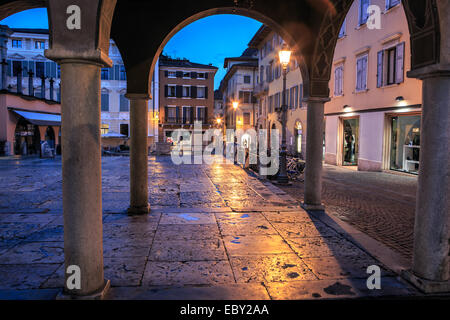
[0,156,418,299]
[277,164,417,260]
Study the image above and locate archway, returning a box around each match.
[13,118,40,156]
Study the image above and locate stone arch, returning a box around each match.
[0,0,45,21]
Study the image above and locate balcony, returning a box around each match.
[254,82,269,96]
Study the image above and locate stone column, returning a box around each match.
[59,61,108,297]
[403,68,450,292]
[127,94,150,215]
[302,97,329,211]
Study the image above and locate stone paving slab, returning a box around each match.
[230,254,317,283]
[143,261,235,286]
[106,283,270,300]
[149,239,227,262]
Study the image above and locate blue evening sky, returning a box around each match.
[1,9,262,90]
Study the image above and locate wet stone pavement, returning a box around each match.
[0,156,419,299]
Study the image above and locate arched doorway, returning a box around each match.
[13,118,40,156]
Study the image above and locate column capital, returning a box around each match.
[303,96,331,104]
[45,48,112,68]
[407,63,450,80]
[125,93,151,100]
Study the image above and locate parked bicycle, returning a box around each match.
[286,156,305,181]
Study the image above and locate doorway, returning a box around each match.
[342,117,359,166]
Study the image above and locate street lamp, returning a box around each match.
[232,101,239,128]
[277,43,291,185]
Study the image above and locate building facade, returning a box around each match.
[158,55,217,143]
[0,26,159,152]
[221,48,258,134]
[248,26,306,157]
[324,0,422,173]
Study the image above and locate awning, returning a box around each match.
[10,109,61,126]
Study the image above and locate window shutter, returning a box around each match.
[6,60,12,77]
[22,61,28,77]
[114,65,120,80]
[176,85,182,98]
[377,50,384,87]
[176,71,182,78]
[395,42,405,84]
[164,70,168,77]
[204,107,208,124]
[164,85,168,97]
[205,73,208,79]
[176,106,180,123]
[190,106,194,122]
[204,86,208,99]
[191,86,197,98]
[28,61,35,75]
[182,107,187,124]
[299,84,303,108]
[164,106,168,122]
[191,72,197,79]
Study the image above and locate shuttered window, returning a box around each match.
[356,55,368,91]
[101,93,109,111]
[334,65,344,96]
[119,94,129,111]
[359,0,370,25]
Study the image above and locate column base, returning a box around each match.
[401,270,450,293]
[127,203,150,215]
[56,279,110,300]
[301,202,325,211]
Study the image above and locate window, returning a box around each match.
[243,112,251,125]
[35,61,45,78]
[197,86,206,99]
[101,124,109,135]
[386,47,396,85]
[239,91,252,104]
[197,107,206,122]
[167,85,176,97]
[289,87,295,109]
[119,65,126,80]
[183,71,190,78]
[35,41,45,49]
[339,19,346,38]
[386,0,400,10]
[377,42,405,87]
[182,106,193,124]
[12,39,22,48]
[101,68,109,80]
[244,75,251,84]
[182,86,191,98]
[356,55,368,91]
[166,106,177,123]
[334,65,344,96]
[197,72,206,79]
[101,93,109,111]
[359,0,370,25]
[259,66,264,83]
[119,94,129,111]
[12,61,22,77]
[120,124,129,136]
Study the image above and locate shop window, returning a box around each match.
[342,118,359,166]
[390,114,421,174]
[101,124,109,135]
